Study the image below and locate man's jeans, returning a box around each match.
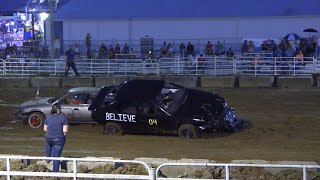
[45,137,66,172]
[65,61,79,76]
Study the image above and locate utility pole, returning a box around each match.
[50,0,55,58]
[31,13,35,40]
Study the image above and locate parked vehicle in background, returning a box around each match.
[15,87,101,128]
[89,79,245,138]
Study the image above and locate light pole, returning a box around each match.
[49,0,55,59]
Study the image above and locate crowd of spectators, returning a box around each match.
[0,43,49,60]
[0,33,318,61]
[241,37,317,58]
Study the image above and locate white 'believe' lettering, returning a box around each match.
[105,113,136,123]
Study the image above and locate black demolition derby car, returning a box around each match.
[89,79,245,138]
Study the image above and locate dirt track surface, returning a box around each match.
[0,87,319,163]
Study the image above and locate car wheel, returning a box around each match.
[103,123,123,136]
[28,112,45,128]
[178,124,199,139]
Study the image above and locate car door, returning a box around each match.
[77,92,97,123]
[59,93,84,123]
[137,102,176,133]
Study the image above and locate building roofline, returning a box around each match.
[53,15,320,22]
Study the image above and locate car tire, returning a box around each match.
[178,124,199,139]
[103,123,123,136]
[28,112,45,128]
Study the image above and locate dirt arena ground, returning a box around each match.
[0,87,319,163]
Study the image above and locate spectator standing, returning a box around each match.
[241,40,248,55]
[108,45,115,59]
[179,42,185,57]
[114,44,121,57]
[312,36,318,56]
[4,44,11,58]
[160,42,168,57]
[278,40,287,54]
[12,44,17,57]
[270,40,278,56]
[248,41,255,53]
[44,103,68,172]
[205,41,214,56]
[215,41,223,56]
[186,42,194,56]
[167,43,174,57]
[65,45,79,77]
[122,43,130,54]
[54,37,61,58]
[74,43,80,57]
[85,33,92,52]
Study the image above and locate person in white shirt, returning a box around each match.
[54,37,61,58]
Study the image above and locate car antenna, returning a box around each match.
[36,87,40,99]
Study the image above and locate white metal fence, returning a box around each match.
[156,162,320,180]
[0,56,319,77]
[0,156,154,180]
[0,156,319,180]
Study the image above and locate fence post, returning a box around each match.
[22,61,24,77]
[274,57,277,75]
[91,59,93,75]
[1,59,3,76]
[54,58,57,75]
[6,157,10,180]
[254,58,257,77]
[195,57,198,76]
[233,57,236,75]
[143,60,146,75]
[125,59,127,76]
[107,59,110,75]
[178,57,180,75]
[73,159,77,180]
[225,165,230,180]
[214,57,217,76]
[293,57,296,76]
[303,166,307,180]
[151,168,156,180]
[313,58,316,74]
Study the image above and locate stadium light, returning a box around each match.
[39,12,49,21]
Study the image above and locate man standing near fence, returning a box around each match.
[54,37,61,59]
[65,45,79,77]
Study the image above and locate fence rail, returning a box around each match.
[0,156,319,180]
[0,56,319,77]
[156,162,320,180]
[0,156,154,180]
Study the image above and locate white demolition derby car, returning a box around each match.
[15,87,100,128]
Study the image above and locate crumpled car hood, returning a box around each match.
[19,97,54,108]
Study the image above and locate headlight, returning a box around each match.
[225,107,236,123]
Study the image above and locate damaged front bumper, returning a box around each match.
[199,104,245,133]
[223,105,244,132]
[15,109,28,121]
